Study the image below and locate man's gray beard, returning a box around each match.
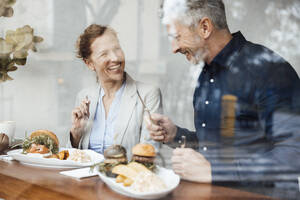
[190,49,206,65]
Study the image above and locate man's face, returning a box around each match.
[88,31,125,82]
[167,20,206,65]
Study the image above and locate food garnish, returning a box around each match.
[22,130,59,154]
[97,145,127,177]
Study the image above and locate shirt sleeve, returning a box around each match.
[171,126,199,149]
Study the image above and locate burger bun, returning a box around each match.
[30,130,59,146]
[132,143,156,157]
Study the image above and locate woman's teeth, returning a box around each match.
[108,64,120,70]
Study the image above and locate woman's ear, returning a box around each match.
[196,17,213,40]
[85,59,95,71]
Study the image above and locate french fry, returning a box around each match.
[64,150,69,159]
[116,175,126,183]
[58,150,69,160]
[58,151,64,160]
[113,164,150,186]
[127,162,150,173]
[123,178,133,186]
[112,164,138,180]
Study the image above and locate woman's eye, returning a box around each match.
[99,53,107,58]
[114,47,122,52]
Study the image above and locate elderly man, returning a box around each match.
[146,0,300,185]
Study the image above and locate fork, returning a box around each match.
[136,90,154,124]
[136,90,166,166]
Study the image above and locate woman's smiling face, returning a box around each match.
[87,30,125,83]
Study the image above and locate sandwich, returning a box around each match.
[22,130,59,154]
[131,143,156,171]
[98,145,127,177]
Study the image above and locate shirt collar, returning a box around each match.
[209,31,247,69]
[100,81,126,99]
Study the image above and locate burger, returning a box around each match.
[131,143,156,171]
[98,145,127,177]
[22,130,59,154]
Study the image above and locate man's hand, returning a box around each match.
[70,98,90,147]
[145,113,177,143]
[0,133,9,152]
[172,148,212,183]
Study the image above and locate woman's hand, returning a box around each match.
[70,98,90,147]
[0,133,9,153]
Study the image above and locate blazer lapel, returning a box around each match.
[88,85,101,122]
[114,73,137,145]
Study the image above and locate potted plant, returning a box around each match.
[0,0,43,147]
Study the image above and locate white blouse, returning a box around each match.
[89,83,126,154]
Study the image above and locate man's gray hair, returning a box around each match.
[162,0,228,30]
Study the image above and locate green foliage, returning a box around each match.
[0,0,43,83]
[22,134,59,154]
[0,25,43,82]
[97,162,119,177]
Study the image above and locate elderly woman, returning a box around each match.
[67,24,162,155]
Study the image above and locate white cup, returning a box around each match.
[0,121,16,146]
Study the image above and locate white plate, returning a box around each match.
[7,148,104,169]
[98,166,180,199]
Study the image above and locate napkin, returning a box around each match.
[60,167,98,179]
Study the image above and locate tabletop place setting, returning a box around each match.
[2,129,180,199]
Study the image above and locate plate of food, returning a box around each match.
[7,130,103,168]
[96,143,180,199]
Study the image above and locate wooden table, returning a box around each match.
[0,160,273,200]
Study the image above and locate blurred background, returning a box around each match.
[1,1,300,198]
[1,0,300,147]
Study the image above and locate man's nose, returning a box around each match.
[171,40,180,54]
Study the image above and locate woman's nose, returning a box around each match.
[109,51,119,62]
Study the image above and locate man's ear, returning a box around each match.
[84,59,95,71]
[196,17,213,39]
